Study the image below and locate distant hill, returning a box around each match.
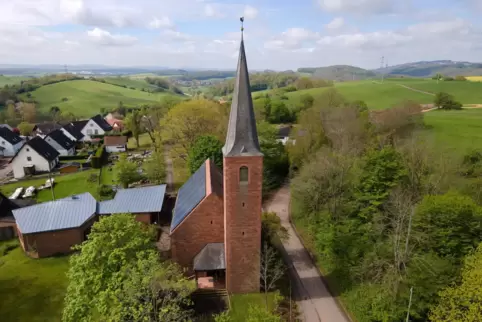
[374,60,482,77]
[298,65,377,81]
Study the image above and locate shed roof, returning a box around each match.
[193,243,225,271]
[170,162,207,232]
[13,193,97,234]
[47,129,75,150]
[104,136,127,146]
[97,185,166,214]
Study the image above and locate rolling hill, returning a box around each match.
[0,75,30,87]
[25,80,179,117]
[298,65,377,81]
[375,60,482,77]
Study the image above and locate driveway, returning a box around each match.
[265,185,350,322]
[0,159,12,183]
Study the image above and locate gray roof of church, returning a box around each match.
[222,37,262,157]
[193,243,225,271]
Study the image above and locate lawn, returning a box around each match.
[0,241,69,322]
[24,80,178,118]
[228,293,276,321]
[0,169,106,202]
[127,133,153,150]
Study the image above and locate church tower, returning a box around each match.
[223,23,263,294]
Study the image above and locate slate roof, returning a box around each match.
[97,185,166,214]
[23,137,60,162]
[0,127,23,145]
[36,122,62,134]
[63,122,85,141]
[170,162,207,232]
[104,136,127,146]
[193,243,226,271]
[0,192,36,222]
[0,124,13,131]
[222,37,262,157]
[91,115,113,132]
[13,193,97,234]
[47,129,75,150]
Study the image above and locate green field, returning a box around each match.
[424,109,482,155]
[0,75,30,87]
[103,77,159,91]
[25,80,177,117]
[0,241,69,322]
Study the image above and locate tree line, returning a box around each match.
[289,89,482,321]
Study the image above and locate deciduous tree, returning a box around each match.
[187,135,223,174]
[125,110,143,148]
[115,154,142,188]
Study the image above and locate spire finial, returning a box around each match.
[240,17,244,38]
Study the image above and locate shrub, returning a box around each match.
[61,97,69,102]
[91,145,107,169]
[98,184,115,200]
[455,75,467,81]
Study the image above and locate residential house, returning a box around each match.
[45,129,76,156]
[11,137,60,178]
[277,125,292,145]
[81,115,113,141]
[170,35,263,293]
[98,185,167,224]
[106,118,124,132]
[62,121,86,142]
[35,122,62,138]
[104,136,127,153]
[12,193,97,258]
[0,124,13,131]
[0,192,35,241]
[0,127,25,157]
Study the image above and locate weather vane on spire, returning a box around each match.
[240,17,244,34]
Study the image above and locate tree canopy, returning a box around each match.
[187,135,223,174]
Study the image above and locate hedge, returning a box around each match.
[91,145,107,169]
[59,154,89,161]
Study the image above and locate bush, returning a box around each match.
[0,240,19,256]
[61,97,69,102]
[455,75,467,81]
[91,145,107,169]
[59,155,89,161]
[443,76,454,81]
[98,184,115,200]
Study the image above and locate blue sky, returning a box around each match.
[1,0,481,70]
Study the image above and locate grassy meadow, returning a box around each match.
[103,77,159,91]
[0,75,30,87]
[24,80,177,117]
[0,241,69,322]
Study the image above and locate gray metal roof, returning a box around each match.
[170,162,206,232]
[97,185,166,214]
[193,243,225,271]
[222,37,262,157]
[13,193,97,234]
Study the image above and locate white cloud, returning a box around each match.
[204,4,224,18]
[326,17,345,30]
[243,5,259,19]
[87,28,137,46]
[318,0,394,14]
[148,16,173,29]
[162,29,192,41]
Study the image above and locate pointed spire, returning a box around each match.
[222,20,262,157]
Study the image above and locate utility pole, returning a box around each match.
[64,64,68,74]
[406,287,413,322]
[48,171,55,201]
[380,56,385,83]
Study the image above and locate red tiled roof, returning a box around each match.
[104,136,127,146]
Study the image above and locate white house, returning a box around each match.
[81,115,113,141]
[0,124,13,131]
[11,137,60,179]
[35,122,62,138]
[104,136,127,153]
[45,129,76,156]
[276,125,292,146]
[62,121,85,142]
[0,127,25,157]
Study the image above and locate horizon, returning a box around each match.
[1,1,482,70]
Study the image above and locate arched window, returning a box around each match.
[239,166,249,183]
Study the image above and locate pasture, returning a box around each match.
[0,75,30,87]
[103,77,159,91]
[24,80,176,117]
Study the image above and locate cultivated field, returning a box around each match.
[466,76,482,82]
[25,80,176,117]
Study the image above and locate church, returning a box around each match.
[170,31,263,294]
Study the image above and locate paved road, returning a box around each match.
[265,185,350,322]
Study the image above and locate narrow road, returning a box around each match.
[397,84,435,96]
[265,185,350,322]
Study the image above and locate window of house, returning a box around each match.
[87,129,93,135]
[27,156,32,162]
[26,148,29,151]
[1,141,4,145]
[90,123,94,127]
[239,166,249,183]
[94,129,98,135]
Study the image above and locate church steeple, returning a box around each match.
[222,19,262,157]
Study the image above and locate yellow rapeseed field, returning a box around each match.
[466,76,482,82]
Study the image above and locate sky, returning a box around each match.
[1,0,482,70]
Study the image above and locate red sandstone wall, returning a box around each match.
[224,156,263,293]
[171,193,224,271]
[134,213,152,224]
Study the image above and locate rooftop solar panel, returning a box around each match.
[170,162,206,232]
